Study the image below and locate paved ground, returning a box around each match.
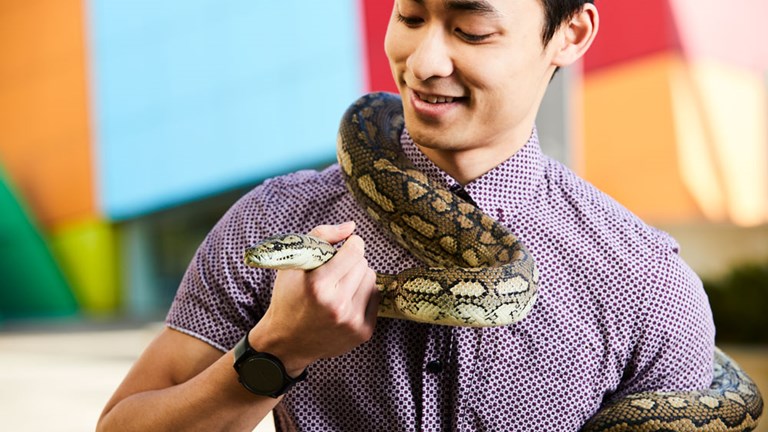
[0,321,276,432]
[0,321,765,431]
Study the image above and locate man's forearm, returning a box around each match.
[97,350,279,432]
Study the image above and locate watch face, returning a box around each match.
[240,357,284,394]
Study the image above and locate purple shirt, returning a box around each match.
[167,128,714,431]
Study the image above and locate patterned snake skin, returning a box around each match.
[582,348,763,431]
[245,92,763,430]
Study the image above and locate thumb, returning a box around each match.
[308,221,356,244]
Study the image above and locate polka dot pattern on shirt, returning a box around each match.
[167,127,715,431]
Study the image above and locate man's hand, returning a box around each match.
[96,222,378,432]
[248,221,380,376]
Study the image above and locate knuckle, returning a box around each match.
[306,275,325,297]
[361,325,375,342]
[345,235,365,255]
[337,307,360,328]
[353,315,375,343]
[365,267,376,281]
[325,305,344,324]
[306,275,336,307]
[353,327,374,346]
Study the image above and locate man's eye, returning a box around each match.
[456,29,493,43]
[397,13,423,27]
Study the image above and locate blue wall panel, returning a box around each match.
[88,0,364,219]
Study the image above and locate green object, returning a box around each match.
[703,259,768,344]
[0,165,77,319]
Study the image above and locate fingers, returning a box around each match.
[359,269,381,339]
[305,234,369,311]
[350,263,378,311]
[314,234,365,285]
[334,238,379,340]
[337,250,378,322]
[303,227,378,333]
[255,222,378,367]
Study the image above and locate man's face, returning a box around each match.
[385,0,561,158]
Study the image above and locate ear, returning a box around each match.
[551,3,599,67]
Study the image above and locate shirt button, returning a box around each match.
[426,360,443,374]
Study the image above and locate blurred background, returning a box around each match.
[0,0,766,430]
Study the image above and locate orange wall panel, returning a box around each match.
[0,0,95,226]
[581,54,704,223]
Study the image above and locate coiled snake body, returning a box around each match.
[245,92,763,430]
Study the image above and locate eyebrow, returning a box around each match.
[412,0,503,17]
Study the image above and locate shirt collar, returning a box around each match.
[400,127,547,212]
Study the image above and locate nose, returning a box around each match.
[406,27,454,81]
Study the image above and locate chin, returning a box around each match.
[405,128,454,152]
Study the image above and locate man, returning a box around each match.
[98,1,714,430]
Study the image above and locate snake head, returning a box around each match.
[243,234,336,270]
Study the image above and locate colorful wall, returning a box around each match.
[1,0,95,318]
[0,1,766,319]
[0,0,386,318]
[580,0,768,227]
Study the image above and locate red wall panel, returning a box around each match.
[584,0,681,73]
[361,0,398,92]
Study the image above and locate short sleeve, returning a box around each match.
[166,186,274,352]
[610,248,715,400]
[164,167,349,352]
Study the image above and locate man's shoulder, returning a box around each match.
[542,157,679,253]
[209,164,349,243]
[241,164,347,213]
[259,164,344,199]
[543,157,627,214]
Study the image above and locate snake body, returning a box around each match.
[248,92,539,327]
[245,92,762,430]
[582,347,763,431]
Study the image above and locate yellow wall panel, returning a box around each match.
[49,219,120,314]
[687,62,768,227]
[0,0,95,226]
[581,53,704,223]
[668,63,728,222]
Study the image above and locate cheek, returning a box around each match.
[384,25,405,66]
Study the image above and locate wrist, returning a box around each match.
[247,324,312,378]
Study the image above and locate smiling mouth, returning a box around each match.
[414,91,464,104]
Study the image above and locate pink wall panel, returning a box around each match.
[669,0,768,72]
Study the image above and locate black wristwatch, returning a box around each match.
[232,333,307,398]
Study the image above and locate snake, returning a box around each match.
[246,91,540,327]
[244,92,763,430]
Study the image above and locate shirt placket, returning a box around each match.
[419,325,452,432]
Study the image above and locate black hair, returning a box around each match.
[540,0,595,46]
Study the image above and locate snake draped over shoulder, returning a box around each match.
[247,92,540,327]
[333,92,540,327]
[244,92,763,431]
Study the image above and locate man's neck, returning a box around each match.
[415,122,535,185]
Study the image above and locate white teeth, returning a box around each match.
[419,94,454,104]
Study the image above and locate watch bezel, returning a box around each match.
[233,334,307,398]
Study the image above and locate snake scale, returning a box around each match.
[244,92,763,431]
